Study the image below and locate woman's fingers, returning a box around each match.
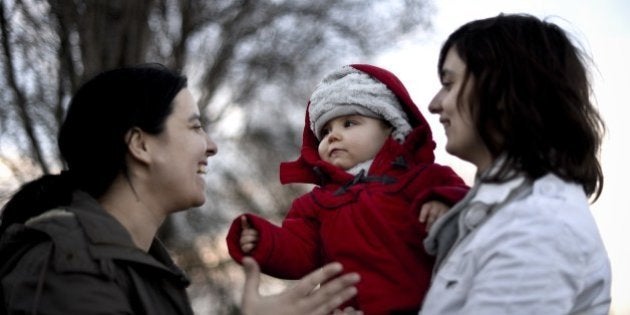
[288,263,360,314]
[333,307,364,315]
[308,281,359,315]
[289,262,343,297]
[419,204,430,223]
[240,260,360,315]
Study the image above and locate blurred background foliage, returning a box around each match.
[0,0,433,313]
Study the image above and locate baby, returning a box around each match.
[226,64,468,314]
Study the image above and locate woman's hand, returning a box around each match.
[241,257,361,315]
[419,200,450,231]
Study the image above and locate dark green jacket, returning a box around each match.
[0,191,194,315]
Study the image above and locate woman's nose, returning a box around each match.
[206,135,218,157]
[428,94,442,114]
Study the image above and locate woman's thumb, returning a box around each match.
[242,257,261,302]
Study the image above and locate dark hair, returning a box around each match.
[438,13,604,199]
[0,63,187,234]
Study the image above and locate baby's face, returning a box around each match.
[317,115,392,170]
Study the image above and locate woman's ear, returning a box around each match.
[125,127,151,164]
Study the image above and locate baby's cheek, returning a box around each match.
[318,143,328,159]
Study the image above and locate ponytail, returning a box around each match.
[0,172,75,235]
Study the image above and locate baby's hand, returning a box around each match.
[240,216,259,253]
[418,200,450,231]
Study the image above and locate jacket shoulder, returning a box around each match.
[16,209,101,275]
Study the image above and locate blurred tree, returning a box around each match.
[0,0,433,312]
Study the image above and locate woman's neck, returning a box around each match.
[98,177,165,252]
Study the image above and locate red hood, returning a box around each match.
[280,64,435,185]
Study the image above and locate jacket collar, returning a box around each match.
[69,190,136,248]
[68,191,188,281]
[471,155,525,205]
[424,157,532,273]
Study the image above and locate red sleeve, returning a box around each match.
[225,196,323,279]
[406,163,470,218]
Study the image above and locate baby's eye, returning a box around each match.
[321,126,331,136]
[343,119,357,128]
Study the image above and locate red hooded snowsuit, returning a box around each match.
[226,64,468,314]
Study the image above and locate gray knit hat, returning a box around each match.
[309,65,411,142]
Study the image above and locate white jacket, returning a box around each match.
[421,173,611,315]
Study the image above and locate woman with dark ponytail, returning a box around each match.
[0,63,212,314]
[0,64,360,314]
[1,64,192,236]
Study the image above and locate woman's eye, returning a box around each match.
[441,81,453,91]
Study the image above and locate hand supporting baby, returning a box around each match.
[418,200,449,231]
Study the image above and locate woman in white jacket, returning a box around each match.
[421,13,611,314]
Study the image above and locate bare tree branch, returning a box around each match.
[0,1,50,174]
